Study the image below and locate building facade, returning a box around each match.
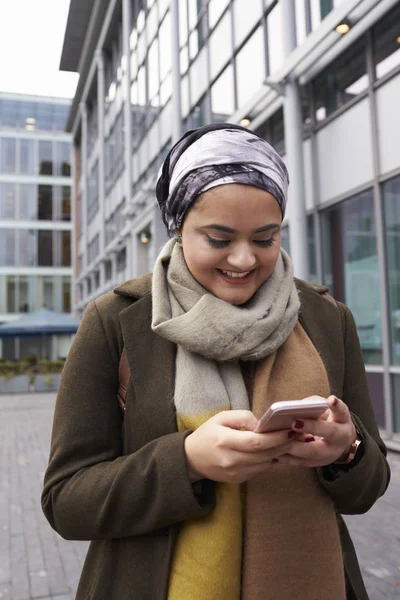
[0,92,73,359]
[61,0,400,440]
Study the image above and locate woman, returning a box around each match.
[42,123,390,600]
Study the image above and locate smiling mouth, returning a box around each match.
[217,269,255,284]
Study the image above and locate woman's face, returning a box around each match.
[179,183,282,305]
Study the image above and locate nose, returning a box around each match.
[227,242,257,271]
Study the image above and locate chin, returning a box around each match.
[215,289,256,305]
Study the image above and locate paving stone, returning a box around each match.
[1,392,399,599]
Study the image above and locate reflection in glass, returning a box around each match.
[322,189,382,364]
[267,2,284,74]
[209,10,232,80]
[18,230,36,267]
[0,138,16,173]
[63,277,72,312]
[208,0,230,30]
[19,139,35,174]
[314,37,368,121]
[236,27,265,107]
[62,231,71,267]
[211,64,235,122]
[0,183,16,219]
[38,231,53,266]
[393,375,400,433]
[159,12,172,81]
[62,186,71,221]
[373,3,400,79]
[233,0,262,49]
[0,229,16,266]
[19,184,37,220]
[148,39,160,101]
[189,47,208,106]
[38,140,53,175]
[295,0,307,45]
[38,185,53,220]
[367,372,385,429]
[383,175,400,365]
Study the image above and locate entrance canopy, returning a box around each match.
[0,309,80,338]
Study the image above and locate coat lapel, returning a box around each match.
[118,293,178,441]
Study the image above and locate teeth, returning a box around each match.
[222,270,250,279]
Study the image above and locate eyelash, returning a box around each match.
[206,235,277,249]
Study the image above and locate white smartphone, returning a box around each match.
[254,397,329,434]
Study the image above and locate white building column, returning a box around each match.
[79,102,89,272]
[170,0,182,143]
[96,50,106,255]
[281,0,309,281]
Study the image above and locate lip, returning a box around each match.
[217,269,255,285]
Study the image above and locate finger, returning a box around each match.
[327,395,351,424]
[215,409,259,431]
[291,416,344,440]
[283,438,328,460]
[223,428,294,453]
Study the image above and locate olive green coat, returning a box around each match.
[42,276,390,600]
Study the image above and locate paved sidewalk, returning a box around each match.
[0,392,399,599]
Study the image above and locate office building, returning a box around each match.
[61,0,400,438]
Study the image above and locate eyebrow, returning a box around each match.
[202,224,281,234]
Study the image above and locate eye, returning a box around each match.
[254,235,276,248]
[207,236,230,248]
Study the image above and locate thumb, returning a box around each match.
[215,409,259,431]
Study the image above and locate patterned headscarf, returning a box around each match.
[156,123,289,235]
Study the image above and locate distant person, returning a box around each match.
[42,123,390,600]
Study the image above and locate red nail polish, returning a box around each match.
[305,436,315,443]
[272,458,279,463]
[294,420,304,429]
[288,430,296,439]
[331,396,338,406]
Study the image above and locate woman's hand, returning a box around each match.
[277,395,357,468]
[184,410,294,484]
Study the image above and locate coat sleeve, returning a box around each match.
[41,300,214,541]
[316,303,390,514]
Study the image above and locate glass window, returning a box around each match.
[211,64,235,122]
[19,139,35,174]
[38,231,53,266]
[310,0,333,31]
[322,189,382,365]
[295,0,307,47]
[393,374,400,433]
[307,214,317,283]
[208,0,230,30]
[159,12,172,81]
[62,186,71,221]
[18,230,36,267]
[373,3,400,79]
[0,229,16,266]
[280,225,290,254]
[19,184,37,220]
[38,185,53,220]
[0,138,16,173]
[209,10,232,80]
[256,107,285,155]
[383,175,400,365]
[0,99,18,128]
[314,37,368,121]
[367,372,385,429]
[236,26,265,107]
[36,104,54,132]
[62,231,71,267]
[148,39,160,101]
[233,0,262,49]
[0,183,16,219]
[7,276,16,312]
[63,277,71,312]
[189,47,208,106]
[267,2,284,74]
[56,141,71,176]
[38,140,53,175]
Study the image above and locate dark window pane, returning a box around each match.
[56,141,71,176]
[373,3,400,79]
[38,231,53,266]
[62,231,71,266]
[7,275,16,312]
[38,140,53,174]
[314,37,368,121]
[255,108,285,156]
[63,277,71,312]
[38,185,53,220]
[62,186,71,221]
[322,189,382,364]
[383,175,400,365]
[0,138,16,173]
[393,374,400,433]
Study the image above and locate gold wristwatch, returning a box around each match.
[335,430,362,465]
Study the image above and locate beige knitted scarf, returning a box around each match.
[151,238,300,599]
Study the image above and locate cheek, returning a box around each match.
[183,245,220,275]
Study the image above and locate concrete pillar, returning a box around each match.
[96,50,106,255]
[170,0,182,143]
[79,102,89,271]
[281,0,309,281]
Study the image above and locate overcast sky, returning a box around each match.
[0,0,78,98]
